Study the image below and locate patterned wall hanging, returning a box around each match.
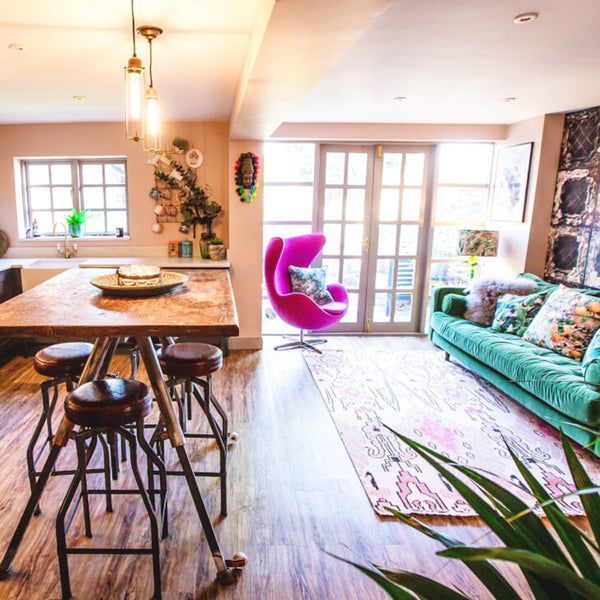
[235,152,259,202]
[545,106,600,288]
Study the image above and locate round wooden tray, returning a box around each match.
[90,271,189,297]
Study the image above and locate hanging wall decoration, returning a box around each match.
[235,152,259,202]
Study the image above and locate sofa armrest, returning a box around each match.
[441,293,467,317]
[431,286,466,314]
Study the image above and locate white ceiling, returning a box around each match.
[2,0,600,135]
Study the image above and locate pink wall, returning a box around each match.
[0,121,229,252]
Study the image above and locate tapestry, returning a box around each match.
[304,349,600,517]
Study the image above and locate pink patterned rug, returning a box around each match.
[303,349,600,517]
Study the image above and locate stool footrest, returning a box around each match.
[66,548,154,556]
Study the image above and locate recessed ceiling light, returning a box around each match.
[394,96,407,102]
[513,12,538,24]
[72,95,87,102]
[503,97,516,103]
[8,43,26,52]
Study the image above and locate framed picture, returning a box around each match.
[490,142,533,222]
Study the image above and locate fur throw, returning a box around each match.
[464,278,538,325]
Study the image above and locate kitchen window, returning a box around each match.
[19,158,129,237]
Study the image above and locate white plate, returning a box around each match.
[186,149,203,169]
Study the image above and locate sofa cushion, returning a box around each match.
[522,286,600,360]
[491,290,548,336]
[431,312,600,426]
[441,293,467,317]
[582,329,600,387]
[288,265,334,305]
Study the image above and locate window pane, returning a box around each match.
[438,143,493,184]
[325,153,345,185]
[432,226,460,259]
[322,258,340,283]
[377,224,396,255]
[264,143,315,183]
[373,292,392,322]
[347,153,367,185]
[264,185,313,221]
[435,186,487,222]
[106,186,127,209]
[263,224,312,245]
[35,212,54,233]
[380,188,399,221]
[82,187,104,209]
[397,259,415,287]
[346,189,364,220]
[106,211,127,232]
[50,164,71,185]
[81,164,103,185]
[344,224,363,255]
[85,211,105,233]
[399,224,418,255]
[404,153,425,185]
[376,259,394,288]
[382,153,402,185]
[323,224,341,254]
[342,258,361,289]
[52,186,72,209]
[341,292,358,323]
[324,188,343,221]
[30,187,51,210]
[394,293,412,322]
[105,163,126,185]
[28,164,49,185]
[402,189,422,221]
[53,211,71,225]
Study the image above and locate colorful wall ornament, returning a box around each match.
[235,152,259,202]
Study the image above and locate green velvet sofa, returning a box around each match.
[429,273,600,456]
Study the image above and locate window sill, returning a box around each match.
[18,235,131,242]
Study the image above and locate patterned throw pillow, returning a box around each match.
[288,265,334,305]
[491,291,548,336]
[582,329,600,387]
[522,286,600,360]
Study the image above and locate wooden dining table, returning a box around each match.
[0,267,244,585]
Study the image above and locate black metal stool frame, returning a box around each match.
[56,419,168,600]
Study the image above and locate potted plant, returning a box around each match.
[65,209,91,238]
[208,237,226,261]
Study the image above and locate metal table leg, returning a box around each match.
[135,336,246,584]
[0,337,116,579]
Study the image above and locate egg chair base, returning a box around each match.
[274,330,327,354]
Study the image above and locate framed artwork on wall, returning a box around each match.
[490,142,533,222]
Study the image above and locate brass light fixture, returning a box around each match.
[138,25,163,152]
[124,0,146,141]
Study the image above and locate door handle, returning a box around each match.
[363,236,369,253]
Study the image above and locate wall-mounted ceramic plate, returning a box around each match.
[0,231,8,257]
[186,149,203,169]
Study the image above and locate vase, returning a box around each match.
[200,240,211,259]
[68,223,81,238]
[208,244,226,261]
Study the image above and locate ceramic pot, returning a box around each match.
[208,244,226,261]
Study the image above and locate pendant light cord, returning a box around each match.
[130,0,137,57]
[148,39,154,87]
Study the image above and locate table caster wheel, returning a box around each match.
[226,552,248,569]
[228,432,239,445]
[216,567,236,585]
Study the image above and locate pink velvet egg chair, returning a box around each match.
[264,234,349,353]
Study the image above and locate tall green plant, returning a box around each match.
[335,429,600,600]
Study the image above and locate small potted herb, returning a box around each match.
[208,237,226,261]
[65,209,91,238]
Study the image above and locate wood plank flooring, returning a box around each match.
[0,336,539,599]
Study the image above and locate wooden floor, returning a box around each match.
[0,336,535,600]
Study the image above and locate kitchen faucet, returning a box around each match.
[53,222,77,258]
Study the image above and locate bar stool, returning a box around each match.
[158,342,237,517]
[27,342,93,507]
[55,378,168,600]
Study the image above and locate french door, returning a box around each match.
[317,144,432,333]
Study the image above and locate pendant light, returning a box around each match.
[138,26,163,152]
[124,0,146,141]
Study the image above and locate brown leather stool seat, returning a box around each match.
[65,379,153,428]
[33,342,93,378]
[160,342,222,377]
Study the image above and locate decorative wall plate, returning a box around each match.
[186,149,203,169]
[0,231,7,257]
[90,271,188,297]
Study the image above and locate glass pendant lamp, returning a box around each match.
[138,26,163,152]
[124,0,145,141]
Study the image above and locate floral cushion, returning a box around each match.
[288,265,334,306]
[522,286,600,360]
[582,329,600,386]
[490,291,548,336]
